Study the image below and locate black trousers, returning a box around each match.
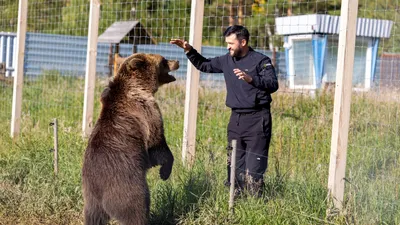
[226,108,272,191]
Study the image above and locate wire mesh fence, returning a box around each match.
[0,0,400,223]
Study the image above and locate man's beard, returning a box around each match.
[230,48,243,57]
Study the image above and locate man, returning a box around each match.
[170,25,278,196]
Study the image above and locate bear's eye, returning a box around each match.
[160,58,168,64]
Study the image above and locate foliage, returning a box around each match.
[2,0,400,52]
[0,0,19,32]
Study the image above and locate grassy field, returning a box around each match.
[0,75,399,225]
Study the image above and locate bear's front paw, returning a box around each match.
[159,164,172,180]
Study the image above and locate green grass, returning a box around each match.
[0,75,399,224]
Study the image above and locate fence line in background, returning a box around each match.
[0,32,285,81]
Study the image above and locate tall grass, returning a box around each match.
[0,75,399,224]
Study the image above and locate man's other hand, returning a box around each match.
[233,68,253,83]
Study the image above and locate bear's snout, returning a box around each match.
[168,60,179,71]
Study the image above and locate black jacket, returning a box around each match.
[186,47,279,112]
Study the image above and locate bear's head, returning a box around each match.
[115,53,179,94]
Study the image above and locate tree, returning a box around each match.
[1,0,399,53]
[0,0,20,32]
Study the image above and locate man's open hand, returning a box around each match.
[170,39,193,53]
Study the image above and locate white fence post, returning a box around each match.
[181,0,204,168]
[229,139,237,213]
[11,0,28,138]
[82,0,100,137]
[327,0,359,211]
[51,118,59,176]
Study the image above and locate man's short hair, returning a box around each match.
[223,25,250,44]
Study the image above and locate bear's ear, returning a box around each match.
[126,57,146,72]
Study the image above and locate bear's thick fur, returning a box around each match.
[82,53,179,225]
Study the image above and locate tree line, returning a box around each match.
[0,0,399,52]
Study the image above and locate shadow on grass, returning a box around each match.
[262,160,289,201]
[150,169,213,225]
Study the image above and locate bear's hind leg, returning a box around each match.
[106,193,150,225]
[103,181,150,225]
[84,195,110,225]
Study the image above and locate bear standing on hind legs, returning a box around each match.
[82,53,179,225]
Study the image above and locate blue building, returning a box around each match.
[275,14,393,91]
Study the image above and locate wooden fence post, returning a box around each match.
[51,118,59,175]
[182,0,204,168]
[229,139,237,214]
[327,0,358,211]
[11,0,28,138]
[82,0,100,137]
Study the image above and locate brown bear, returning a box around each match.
[82,53,179,225]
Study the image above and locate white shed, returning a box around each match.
[275,14,393,90]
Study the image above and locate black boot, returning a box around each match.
[246,177,264,198]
